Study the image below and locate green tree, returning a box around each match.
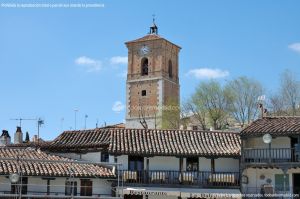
[25,132,30,143]
[161,98,181,129]
[190,80,232,130]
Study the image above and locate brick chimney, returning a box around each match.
[14,126,23,144]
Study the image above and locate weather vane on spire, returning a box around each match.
[152,14,156,23]
[149,14,158,35]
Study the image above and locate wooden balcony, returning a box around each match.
[118,170,240,188]
[242,148,300,166]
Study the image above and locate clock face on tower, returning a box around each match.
[140,45,150,55]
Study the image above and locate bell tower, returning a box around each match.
[125,20,181,129]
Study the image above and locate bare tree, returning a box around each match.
[268,94,287,116]
[183,98,207,130]
[226,76,263,127]
[280,70,300,116]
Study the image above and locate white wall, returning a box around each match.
[92,179,112,196]
[81,152,101,162]
[117,155,129,170]
[0,176,112,196]
[242,168,300,194]
[215,158,239,172]
[199,157,211,172]
[28,177,47,194]
[0,176,11,193]
[245,137,290,148]
[148,156,179,171]
[57,152,103,163]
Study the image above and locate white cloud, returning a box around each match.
[112,101,125,113]
[75,56,102,72]
[187,68,229,79]
[288,43,300,54]
[110,56,128,65]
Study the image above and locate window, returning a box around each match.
[141,58,148,76]
[141,90,147,96]
[186,157,198,171]
[168,60,173,78]
[80,179,93,196]
[101,152,109,162]
[11,177,28,195]
[65,181,77,196]
[128,156,144,171]
[275,174,290,191]
[192,126,198,130]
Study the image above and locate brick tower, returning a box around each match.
[125,20,181,129]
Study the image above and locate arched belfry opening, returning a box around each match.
[168,60,173,78]
[141,57,149,76]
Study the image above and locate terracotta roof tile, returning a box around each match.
[108,129,240,157]
[126,34,162,43]
[47,128,111,152]
[44,128,240,156]
[0,147,114,178]
[241,117,300,137]
[125,34,181,49]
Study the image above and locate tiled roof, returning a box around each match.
[102,123,125,129]
[125,34,181,49]
[241,117,300,137]
[108,129,241,157]
[9,141,52,148]
[44,128,241,156]
[126,34,162,43]
[0,147,114,178]
[47,128,111,152]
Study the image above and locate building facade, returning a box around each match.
[240,117,300,198]
[125,22,180,129]
[42,127,242,199]
[0,147,115,198]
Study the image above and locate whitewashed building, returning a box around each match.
[45,127,241,199]
[0,147,115,198]
[241,117,300,198]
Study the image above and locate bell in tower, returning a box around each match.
[149,15,158,35]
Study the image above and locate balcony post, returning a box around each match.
[179,157,183,183]
[146,157,149,184]
[268,143,271,164]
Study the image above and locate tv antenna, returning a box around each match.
[10,118,36,127]
[37,118,44,144]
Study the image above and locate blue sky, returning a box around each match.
[0,0,300,140]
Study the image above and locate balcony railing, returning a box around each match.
[118,170,240,188]
[242,148,300,163]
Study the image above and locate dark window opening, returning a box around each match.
[65,181,77,196]
[192,126,198,130]
[80,179,92,196]
[11,177,28,195]
[142,90,147,96]
[186,157,198,172]
[168,60,173,78]
[141,58,148,76]
[128,156,144,171]
[101,152,109,162]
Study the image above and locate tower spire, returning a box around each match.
[149,14,158,35]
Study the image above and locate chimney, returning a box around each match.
[32,135,38,142]
[0,130,11,146]
[14,126,23,144]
